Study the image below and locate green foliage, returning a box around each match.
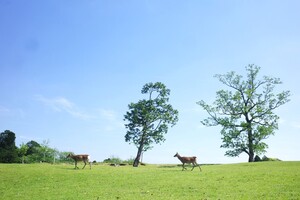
[25,140,41,156]
[197,65,291,162]
[58,151,74,163]
[18,143,29,164]
[262,155,281,162]
[124,82,178,166]
[0,131,76,164]
[20,140,59,163]
[103,156,123,164]
[0,162,299,199]
[38,140,59,163]
[103,156,135,165]
[0,130,18,163]
[124,157,135,165]
[254,155,262,162]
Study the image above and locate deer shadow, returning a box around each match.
[157,165,180,169]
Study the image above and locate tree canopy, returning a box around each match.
[197,65,291,162]
[18,143,29,164]
[124,82,179,167]
[0,130,18,163]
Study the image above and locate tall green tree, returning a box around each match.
[18,143,29,164]
[197,65,291,162]
[58,151,74,163]
[0,130,18,163]
[39,140,50,162]
[26,140,41,155]
[38,140,58,163]
[25,140,41,163]
[124,82,179,167]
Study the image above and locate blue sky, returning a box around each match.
[1,0,299,164]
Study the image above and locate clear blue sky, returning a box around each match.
[1,0,299,164]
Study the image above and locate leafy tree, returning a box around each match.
[22,140,59,163]
[0,130,18,163]
[18,143,29,164]
[26,140,41,156]
[58,151,73,163]
[39,140,51,162]
[51,148,59,164]
[34,140,58,163]
[197,65,290,162]
[124,82,179,167]
[25,140,41,163]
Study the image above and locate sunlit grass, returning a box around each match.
[0,162,299,199]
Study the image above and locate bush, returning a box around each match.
[254,155,261,162]
[262,155,281,162]
[103,156,122,164]
[262,155,269,161]
[103,156,135,165]
[123,157,135,165]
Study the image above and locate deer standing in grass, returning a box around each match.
[67,153,91,169]
[174,152,202,171]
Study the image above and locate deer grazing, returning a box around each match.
[67,153,91,169]
[174,152,202,171]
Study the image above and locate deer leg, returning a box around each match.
[191,163,195,171]
[89,161,92,170]
[198,165,202,171]
[82,160,86,169]
[75,161,79,169]
[182,163,188,171]
[195,161,202,171]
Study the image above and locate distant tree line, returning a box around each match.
[0,130,72,164]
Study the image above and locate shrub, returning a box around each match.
[262,155,281,162]
[254,155,261,162]
[103,156,137,165]
[123,157,135,165]
[103,156,122,164]
[262,155,269,161]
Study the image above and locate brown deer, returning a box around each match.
[67,153,91,169]
[174,152,202,171]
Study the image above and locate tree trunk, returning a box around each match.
[133,134,145,167]
[133,144,143,167]
[248,129,254,162]
[248,151,254,162]
[133,151,141,167]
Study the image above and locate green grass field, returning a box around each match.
[0,161,299,199]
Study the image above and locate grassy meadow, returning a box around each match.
[0,161,299,199]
